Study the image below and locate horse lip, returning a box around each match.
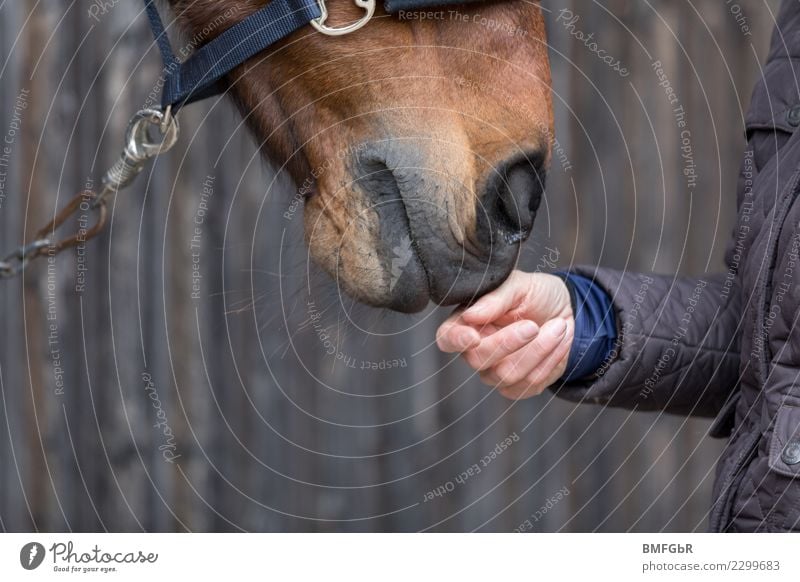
[351,149,521,311]
[350,156,434,312]
[387,208,434,312]
[385,238,430,313]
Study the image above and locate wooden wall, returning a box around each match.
[0,0,780,532]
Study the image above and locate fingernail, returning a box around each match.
[468,303,486,314]
[549,318,567,337]
[516,321,538,340]
[460,332,475,347]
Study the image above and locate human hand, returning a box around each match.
[436,271,575,399]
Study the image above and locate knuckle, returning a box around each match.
[531,342,553,367]
[527,365,556,389]
[477,342,509,370]
[498,336,512,351]
[497,362,525,385]
[527,341,550,361]
[526,366,550,386]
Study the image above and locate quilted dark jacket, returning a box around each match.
[553,1,800,532]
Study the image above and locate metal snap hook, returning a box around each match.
[96,108,180,205]
[312,0,375,36]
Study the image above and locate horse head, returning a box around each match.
[170,0,552,312]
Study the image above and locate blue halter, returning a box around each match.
[143,0,485,111]
[144,0,321,110]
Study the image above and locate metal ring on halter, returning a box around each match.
[124,108,179,162]
[312,0,375,36]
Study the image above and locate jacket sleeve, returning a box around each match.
[549,266,742,419]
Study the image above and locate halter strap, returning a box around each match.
[143,0,486,111]
[143,0,321,110]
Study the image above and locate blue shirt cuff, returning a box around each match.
[553,272,618,382]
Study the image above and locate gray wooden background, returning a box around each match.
[0,0,780,532]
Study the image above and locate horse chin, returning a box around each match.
[377,236,521,313]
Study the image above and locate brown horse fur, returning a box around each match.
[168,0,553,311]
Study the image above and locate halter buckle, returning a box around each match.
[312,0,375,36]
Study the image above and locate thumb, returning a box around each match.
[461,271,530,325]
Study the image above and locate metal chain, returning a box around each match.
[0,108,179,279]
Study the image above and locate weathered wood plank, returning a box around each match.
[0,0,779,532]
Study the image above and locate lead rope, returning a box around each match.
[0,108,178,279]
[0,0,372,280]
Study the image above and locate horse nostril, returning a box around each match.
[490,155,546,239]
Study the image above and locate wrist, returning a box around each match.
[550,271,576,321]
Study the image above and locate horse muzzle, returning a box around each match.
[352,144,546,312]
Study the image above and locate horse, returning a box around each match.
[168,0,553,312]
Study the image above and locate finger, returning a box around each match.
[492,318,570,386]
[462,320,539,371]
[461,271,530,325]
[436,317,481,353]
[479,367,501,387]
[476,323,501,338]
[498,337,572,400]
[437,319,502,353]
